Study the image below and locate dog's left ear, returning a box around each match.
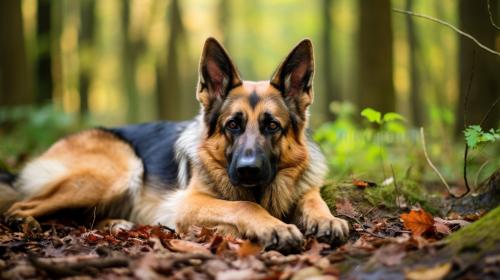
[270,39,314,118]
[197,37,242,109]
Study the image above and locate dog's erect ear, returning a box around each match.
[197,37,241,108]
[270,39,314,118]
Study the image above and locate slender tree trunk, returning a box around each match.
[455,0,500,135]
[156,0,185,121]
[36,0,53,105]
[356,0,395,113]
[218,0,230,48]
[79,0,95,118]
[405,0,423,126]
[0,0,33,106]
[321,0,340,121]
[122,0,140,122]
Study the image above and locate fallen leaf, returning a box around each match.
[433,220,451,235]
[400,209,434,236]
[335,199,359,217]
[405,262,452,280]
[165,239,211,254]
[237,240,262,258]
[371,244,406,266]
[434,217,470,228]
[352,179,377,189]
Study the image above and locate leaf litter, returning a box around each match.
[0,184,496,279]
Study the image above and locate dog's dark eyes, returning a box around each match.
[226,120,241,133]
[265,121,281,133]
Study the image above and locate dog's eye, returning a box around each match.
[226,120,241,132]
[265,121,281,133]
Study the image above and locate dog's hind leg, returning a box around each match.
[5,129,143,232]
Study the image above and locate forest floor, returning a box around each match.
[1,173,499,280]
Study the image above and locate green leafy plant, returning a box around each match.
[464,125,500,149]
[314,103,414,181]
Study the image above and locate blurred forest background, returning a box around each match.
[0,0,499,186]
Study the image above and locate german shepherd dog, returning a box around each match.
[1,38,348,253]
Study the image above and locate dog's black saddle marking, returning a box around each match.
[103,121,191,188]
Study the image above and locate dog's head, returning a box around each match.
[197,38,313,189]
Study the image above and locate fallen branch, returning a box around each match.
[30,255,130,277]
[393,8,500,56]
[419,127,460,198]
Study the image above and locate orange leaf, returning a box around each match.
[400,209,434,237]
[237,240,262,258]
[352,179,377,189]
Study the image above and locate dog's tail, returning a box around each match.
[0,167,21,214]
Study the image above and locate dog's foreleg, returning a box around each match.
[175,188,303,253]
[293,187,349,245]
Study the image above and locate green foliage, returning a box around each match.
[360,108,382,124]
[361,107,405,127]
[315,103,412,181]
[464,125,500,149]
[0,105,89,165]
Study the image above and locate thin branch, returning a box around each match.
[420,127,461,198]
[462,51,475,198]
[479,96,500,126]
[393,8,500,56]
[488,0,500,31]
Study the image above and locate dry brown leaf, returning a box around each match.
[352,179,377,189]
[405,262,452,280]
[433,220,451,235]
[400,209,434,236]
[165,239,211,254]
[237,240,262,258]
[371,244,406,266]
[335,199,359,217]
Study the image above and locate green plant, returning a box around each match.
[314,103,414,181]
[0,105,90,166]
[464,125,500,149]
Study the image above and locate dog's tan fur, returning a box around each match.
[3,38,348,252]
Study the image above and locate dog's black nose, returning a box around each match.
[235,150,263,185]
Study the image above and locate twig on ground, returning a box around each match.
[391,165,401,209]
[30,255,130,277]
[419,127,458,198]
[338,214,385,239]
[393,8,500,56]
[487,0,500,31]
[90,206,96,230]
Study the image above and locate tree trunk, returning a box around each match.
[218,0,231,48]
[36,0,53,105]
[0,0,33,106]
[356,0,395,113]
[122,0,140,122]
[79,0,95,118]
[405,0,423,127]
[321,0,340,121]
[455,0,500,136]
[156,0,185,121]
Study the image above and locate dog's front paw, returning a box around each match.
[303,214,349,245]
[5,214,42,234]
[243,220,304,254]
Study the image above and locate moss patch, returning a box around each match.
[446,206,500,256]
[321,180,442,215]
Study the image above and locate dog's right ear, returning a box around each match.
[197,38,241,109]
